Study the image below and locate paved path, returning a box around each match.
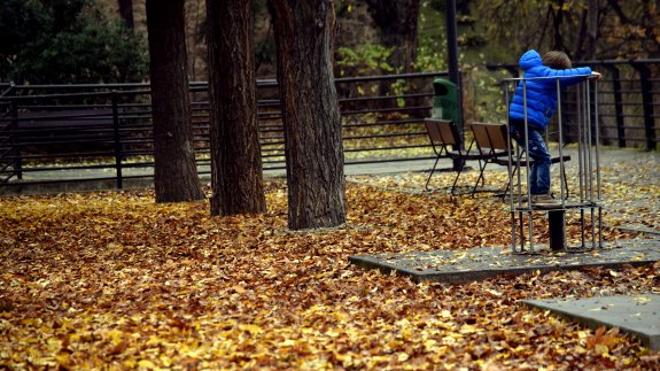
[2,146,657,196]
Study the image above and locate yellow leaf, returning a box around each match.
[160,355,172,367]
[106,329,124,345]
[460,324,480,334]
[280,339,296,347]
[138,359,156,369]
[634,295,651,304]
[424,339,438,350]
[594,344,609,355]
[440,309,452,319]
[239,323,263,335]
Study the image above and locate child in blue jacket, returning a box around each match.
[508,50,599,203]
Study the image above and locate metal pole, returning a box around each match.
[504,84,517,253]
[514,81,525,253]
[556,79,565,208]
[577,83,585,248]
[594,79,603,248]
[445,0,464,169]
[522,80,534,253]
[578,84,587,248]
[111,91,123,189]
[594,80,603,248]
[586,80,596,249]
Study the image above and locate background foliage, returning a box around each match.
[0,0,147,84]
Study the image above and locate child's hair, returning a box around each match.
[543,51,572,69]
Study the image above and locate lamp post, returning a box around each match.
[445,0,463,169]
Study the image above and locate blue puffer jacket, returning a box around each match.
[509,50,592,129]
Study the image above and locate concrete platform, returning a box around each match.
[349,239,659,283]
[524,295,660,350]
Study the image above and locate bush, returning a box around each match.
[0,0,147,84]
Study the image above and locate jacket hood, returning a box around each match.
[519,50,542,70]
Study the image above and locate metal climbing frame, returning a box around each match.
[501,75,603,254]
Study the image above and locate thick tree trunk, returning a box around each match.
[206,0,266,215]
[365,0,421,73]
[269,0,346,230]
[146,0,204,203]
[118,0,134,30]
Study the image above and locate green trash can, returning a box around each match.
[431,78,460,125]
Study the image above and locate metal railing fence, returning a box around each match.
[0,72,446,188]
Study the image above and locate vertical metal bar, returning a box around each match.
[504,84,517,253]
[576,84,583,202]
[10,100,22,180]
[514,81,525,253]
[594,79,603,248]
[445,0,464,170]
[631,63,656,151]
[111,91,123,189]
[579,83,587,248]
[516,141,525,253]
[576,83,585,248]
[522,79,534,253]
[586,80,596,249]
[556,79,565,208]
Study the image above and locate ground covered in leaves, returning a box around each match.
[1,167,659,369]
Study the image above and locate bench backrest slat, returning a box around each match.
[471,122,508,151]
[424,119,457,145]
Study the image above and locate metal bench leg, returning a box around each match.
[450,160,465,195]
[471,160,489,196]
[425,155,443,191]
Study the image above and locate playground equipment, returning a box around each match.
[501,75,603,254]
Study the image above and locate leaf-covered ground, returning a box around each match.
[1,166,659,369]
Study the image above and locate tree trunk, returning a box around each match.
[586,0,599,59]
[206,0,266,215]
[365,0,421,73]
[146,0,204,203]
[269,0,346,230]
[118,0,134,30]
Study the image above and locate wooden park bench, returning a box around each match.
[424,118,507,195]
[425,119,571,197]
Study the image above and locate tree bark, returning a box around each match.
[586,0,599,59]
[365,0,421,73]
[269,0,346,230]
[118,0,134,30]
[206,0,266,215]
[146,0,204,203]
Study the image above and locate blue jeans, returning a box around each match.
[509,121,551,195]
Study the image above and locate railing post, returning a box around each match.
[111,91,123,189]
[631,62,656,151]
[10,100,22,180]
[605,65,625,147]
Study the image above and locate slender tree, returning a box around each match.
[269,0,346,230]
[117,0,134,30]
[206,0,266,215]
[146,0,204,203]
